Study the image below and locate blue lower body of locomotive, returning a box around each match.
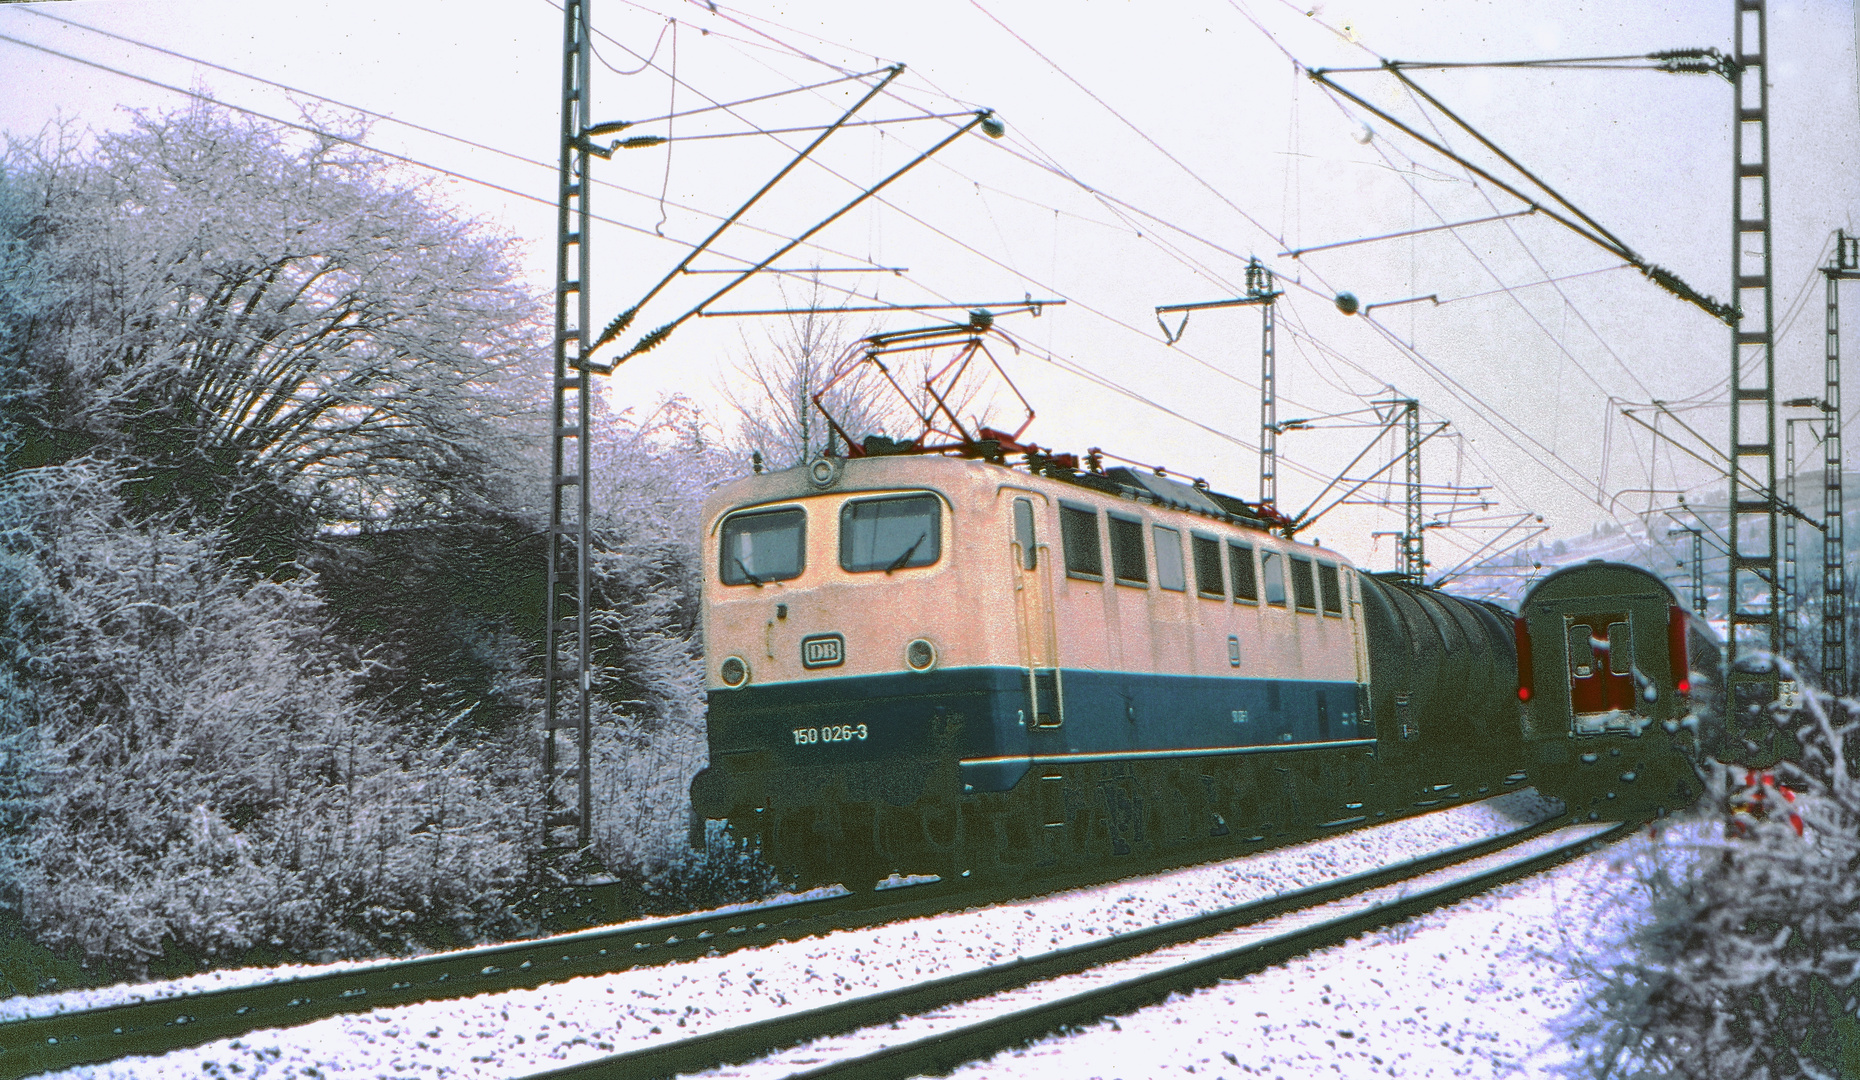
[703,665,1370,798]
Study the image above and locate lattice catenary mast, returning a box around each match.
[543,0,595,852]
[1153,257,1283,513]
[1819,229,1857,695]
[1725,0,1781,725]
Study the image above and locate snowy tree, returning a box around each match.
[1562,697,1860,1079]
[716,274,898,471]
[0,99,771,963]
[2,104,542,563]
[0,104,567,969]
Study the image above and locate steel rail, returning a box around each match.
[0,786,1567,1076]
[0,882,960,1078]
[521,807,1620,1080]
[0,789,1485,1079]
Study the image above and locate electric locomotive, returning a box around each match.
[1514,559,1720,820]
[689,448,1537,891]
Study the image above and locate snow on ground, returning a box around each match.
[0,889,852,1024]
[945,822,1697,1080]
[35,791,1560,1079]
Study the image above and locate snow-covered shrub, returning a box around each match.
[0,463,534,970]
[1560,694,1860,1079]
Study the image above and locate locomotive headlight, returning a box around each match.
[905,638,938,672]
[719,655,750,688]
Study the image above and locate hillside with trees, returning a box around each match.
[0,104,738,982]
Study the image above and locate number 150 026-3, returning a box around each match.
[793,724,868,745]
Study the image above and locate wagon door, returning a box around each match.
[1006,493,1062,727]
[1564,612,1637,728]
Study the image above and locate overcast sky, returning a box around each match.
[5,0,1858,579]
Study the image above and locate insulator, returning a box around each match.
[595,306,636,349]
[625,323,675,360]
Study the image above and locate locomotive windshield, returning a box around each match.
[840,494,941,573]
[720,507,805,585]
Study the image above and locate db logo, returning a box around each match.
[801,633,845,669]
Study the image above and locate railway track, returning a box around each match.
[519,817,1622,1080]
[0,879,967,1079]
[0,789,1580,1078]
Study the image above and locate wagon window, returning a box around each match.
[841,494,941,573]
[1153,525,1186,591]
[1606,621,1633,675]
[1260,550,1287,606]
[1059,503,1103,579]
[1109,514,1147,586]
[1013,497,1037,571]
[1192,533,1224,598]
[1567,624,1596,678]
[1318,562,1343,615]
[1229,542,1258,603]
[720,507,805,585]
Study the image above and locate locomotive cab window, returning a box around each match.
[1013,497,1037,571]
[1229,542,1259,603]
[1289,556,1317,612]
[1108,513,1148,586]
[721,507,805,585]
[1059,502,1103,579]
[1260,550,1287,607]
[841,494,941,573]
[1192,533,1224,598]
[1317,562,1343,616]
[1153,525,1186,591]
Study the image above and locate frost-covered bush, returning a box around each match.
[1562,694,1860,1079]
[0,464,534,970]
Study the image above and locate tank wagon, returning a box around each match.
[688,450,1545,891]
[1515,559,1720,820]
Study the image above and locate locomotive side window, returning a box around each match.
[1108,513,1148,586]
[1317,562,1343,615]
[1153,525,1186,591]
[1260,550,1287,606]
[1289,555,1317,611]
[1191,533,1225,598]
[840,494,941,573]
[1606,621,1632,675]
[720,507,806,585]
[1059,502,1104,579]
[1013,497,1037,571]
[1229,542,1258,603]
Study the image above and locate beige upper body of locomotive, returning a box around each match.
[700,454,1371,693]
